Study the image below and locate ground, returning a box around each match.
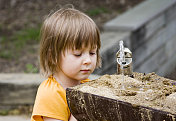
[0,0,145,73]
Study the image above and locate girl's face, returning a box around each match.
[58,46,97,82]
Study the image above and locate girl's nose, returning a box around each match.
[83,55,91,64]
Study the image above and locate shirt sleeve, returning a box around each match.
[31,80,70,121]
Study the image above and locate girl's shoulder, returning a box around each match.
[38,75,65,95]
[32,75,70,121]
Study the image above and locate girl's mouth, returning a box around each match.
[80,69,91,73]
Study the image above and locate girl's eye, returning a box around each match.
[73,50,82,57]
[74,53,81,57]
[90,52,96,55]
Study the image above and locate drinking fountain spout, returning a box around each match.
[116,40,133,76]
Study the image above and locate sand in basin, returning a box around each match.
[73,72,176,114]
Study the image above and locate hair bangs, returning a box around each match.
[64,16,100,51]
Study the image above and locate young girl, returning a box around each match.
[31,7,101,121]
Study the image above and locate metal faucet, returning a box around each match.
[116,40,133,75]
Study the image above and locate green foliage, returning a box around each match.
[0,27,40,60]
[12,27,40,49]
[86,7,109,16]
[0,110,8,116]
[25,63,38,73]
[0,36,13,59]
[0,36,7,43]
[0,50,13,59]
[0,24,2,30]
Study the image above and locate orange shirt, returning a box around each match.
[31,76,89,121]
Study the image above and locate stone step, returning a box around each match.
[0,74,43,107]
[0,115,30,121]
[0,73,100,109]
[104,0,176,31]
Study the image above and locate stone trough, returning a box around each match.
[66,72,176,121]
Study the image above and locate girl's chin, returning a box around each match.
[78,75,90,81]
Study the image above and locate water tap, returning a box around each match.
[116,40,133,75]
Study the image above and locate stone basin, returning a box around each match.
[66,72,176,121]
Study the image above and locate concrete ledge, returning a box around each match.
[133,18,176,68]
[0,115,30,121]
[0,73,100,109]
[0,73,99,84]
[0,74,43,106]
[157,53,176,76]
[0,73,44,85]
[100,32,130,51]
[104,0,176,31]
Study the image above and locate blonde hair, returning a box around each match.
[39,8,101,77]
